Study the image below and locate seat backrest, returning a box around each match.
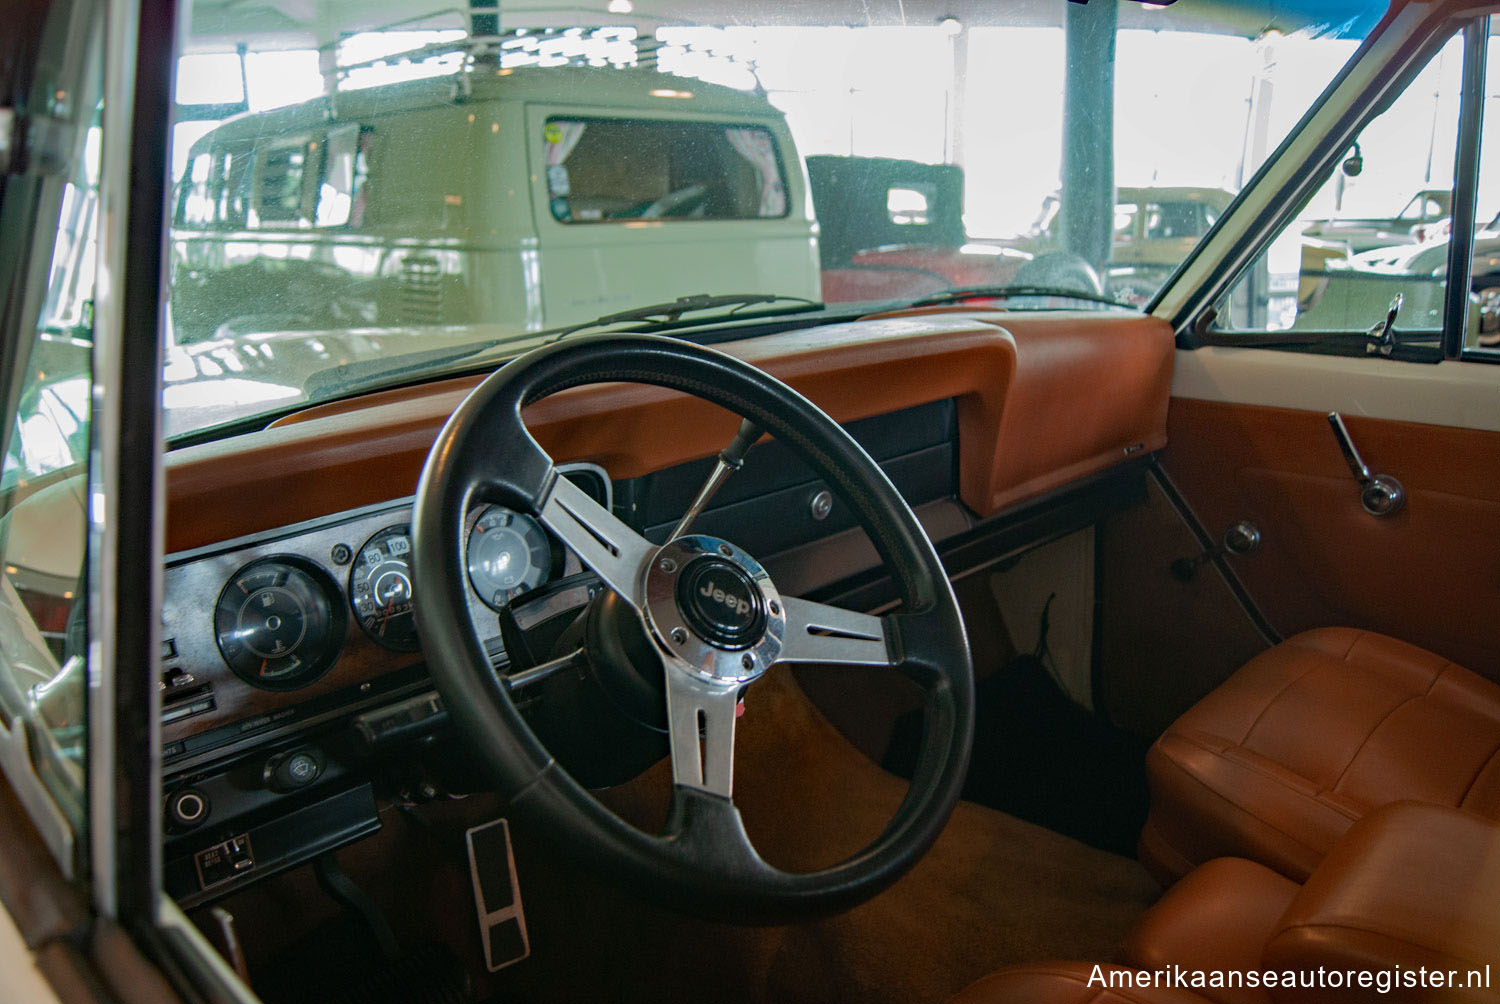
[1264,801,1500,1003]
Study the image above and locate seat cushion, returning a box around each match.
[950,963,1214,1004]
[1123,858,1300,1004]
[1141,628,1500,885]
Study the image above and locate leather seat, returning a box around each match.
[960,803,1500,1004]
[1140,627,1500,884]
[1124,858,1300,1004]
[950,963,1214,1004]
[1124,803,1500,1004]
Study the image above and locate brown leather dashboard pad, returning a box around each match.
[167,310,1174,554]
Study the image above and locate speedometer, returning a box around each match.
[349,525,420,652]
[467,507,559,610]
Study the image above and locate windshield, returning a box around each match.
[123,0,1388,449]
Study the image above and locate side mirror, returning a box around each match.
[1342,142,1364,178]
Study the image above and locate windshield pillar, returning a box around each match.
[1060,0,1118,279]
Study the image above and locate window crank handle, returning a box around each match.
[1327,412,1406,517]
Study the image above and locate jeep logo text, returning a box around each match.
[699,580,753,617]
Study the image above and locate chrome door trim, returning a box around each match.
[87,0,144,919]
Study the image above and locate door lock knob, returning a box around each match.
[1171,521,1261,582]
[1222,520,1261,555]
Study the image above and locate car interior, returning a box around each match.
[2,2,1500,1004]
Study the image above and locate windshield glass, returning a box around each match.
[137,0,1389,447]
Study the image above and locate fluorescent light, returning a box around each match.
[607,0,633,13]
[650,88,693,99]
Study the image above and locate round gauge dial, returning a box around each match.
[467,507,558,610]
[349,525,420,652]
[214,557,345,691]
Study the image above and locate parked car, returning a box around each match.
[1301,187,1452,252]
[1294,210,1500,348]
[1017,186,1234,305]
[804,155,1028,303]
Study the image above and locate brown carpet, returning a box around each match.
[211,666,1160,1004]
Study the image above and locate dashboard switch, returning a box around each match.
[196,834,254,889]
[264,749,323,792]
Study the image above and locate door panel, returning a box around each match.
[1163,396,1500,674]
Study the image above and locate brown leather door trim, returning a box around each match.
[1163,397,1500,673]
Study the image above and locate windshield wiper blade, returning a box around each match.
[542,293,823,341]
[909,284,1124,309]
[302,338,507,399]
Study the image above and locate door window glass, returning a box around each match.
[0,31,103,837]
[1463,28,1500,356]
[1218,33,1464,339]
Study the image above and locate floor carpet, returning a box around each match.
[220,666,1161,1004]
[886,650,1153,858]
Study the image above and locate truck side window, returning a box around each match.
[544,117,788,223]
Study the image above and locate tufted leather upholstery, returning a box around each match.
[949,963,1214,1004]
[1140,628,1500,884]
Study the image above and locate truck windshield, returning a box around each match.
[78,0,1385,452]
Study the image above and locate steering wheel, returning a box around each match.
[411,334,974,923]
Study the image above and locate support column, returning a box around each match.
[1059,0,1117,278]
[947,24,969,168]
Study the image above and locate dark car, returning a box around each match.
[805,155,1027,303]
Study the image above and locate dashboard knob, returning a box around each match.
[264,749,323,792]
[166,787,210,830]
[809,489,833,521]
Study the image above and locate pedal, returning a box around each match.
[465,818,530,972]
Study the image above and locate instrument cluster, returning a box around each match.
[208,503,564,691]
[164,465,607,705]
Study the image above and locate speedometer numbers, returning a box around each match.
[349,526,421,652]
[214,558,345,691]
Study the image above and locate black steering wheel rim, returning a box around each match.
[411,333,974,923]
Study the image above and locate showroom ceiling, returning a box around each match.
[182,0,1382,50]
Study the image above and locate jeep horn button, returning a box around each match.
[676,557,767,650]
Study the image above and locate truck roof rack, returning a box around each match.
[323,7,764,93]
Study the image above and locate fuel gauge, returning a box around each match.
[215,557,344,690]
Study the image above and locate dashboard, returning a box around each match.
[157,308,1175,909]
[159,466,608,907]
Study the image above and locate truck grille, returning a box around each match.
[398,254,444,324]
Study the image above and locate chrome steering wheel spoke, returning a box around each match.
[775,596,894,668]
[663,667,742,798]
[537,473,655,612]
